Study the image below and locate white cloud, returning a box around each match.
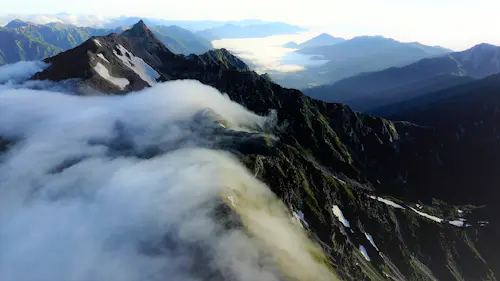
[0,64,339,281]
[0,61,49,84]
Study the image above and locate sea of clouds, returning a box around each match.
[0,62,338,281]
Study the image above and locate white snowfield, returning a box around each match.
[113,44,160,86]
[332,205,350,228]
[93,39,102,47]
[449,220,471,227]
[368,195,406,209]
[409,207,443,223]
[368,196,475,227]
[93,62,130,90]
[97,53,110,63]
[364,233,379,251]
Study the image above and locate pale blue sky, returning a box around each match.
[2,0,498,50]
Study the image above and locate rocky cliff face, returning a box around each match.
[29,21,498,281]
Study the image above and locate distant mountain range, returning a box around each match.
[96,17,276,31]
[304,43,500,112]
[0,19,213,64]
[196,22,305,40]
[4,19,113,50]
[283,33,345,49]
[304,36,452,80]
[273,36,452,89]
[0,14,306,33]
[149,25,212,55]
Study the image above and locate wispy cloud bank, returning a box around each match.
[0,62,338,281]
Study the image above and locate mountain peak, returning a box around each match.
[131,20,148,31]
[5,19,30,28]
[121,20,154,37]
[295,33,345,49]
[470,43,498,51]
[199,48,250,71]
[317,33,334,38]
[283,41,299,48]
[460,43,500,58]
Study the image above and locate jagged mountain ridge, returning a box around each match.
[29,20,499,280]
[33,20,247,94]
[305,43,500,112]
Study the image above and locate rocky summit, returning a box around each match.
[29,21,499,281]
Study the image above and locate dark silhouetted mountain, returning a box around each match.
[29,20,500,281]
[285,33,345,49]
[374,72,500,118]
[304,43,500,111]
[197,22,306,40]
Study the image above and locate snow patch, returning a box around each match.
[409,207,443,223]
[97,53,110,63]
[369,196,405,209]
[449,220,471,227]
[93,62,129,90]
[332,205,350,228]
[113,44,160,86]
[364,233,379,251]
[93,39,102,47]
[359,245,371,261]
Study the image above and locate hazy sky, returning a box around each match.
[2,0,498,50]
